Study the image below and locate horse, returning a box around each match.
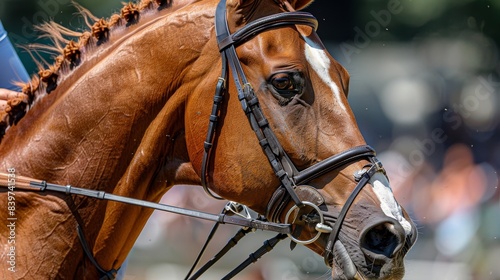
[0,0,417,279]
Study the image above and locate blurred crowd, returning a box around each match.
[339,28,499,279]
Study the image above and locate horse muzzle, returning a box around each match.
[329,212,418,280]
[265,162,418,280]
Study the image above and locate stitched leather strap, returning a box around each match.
[77,225,119,280]
[323,158,385,266]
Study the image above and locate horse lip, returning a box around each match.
[333,240,359,280]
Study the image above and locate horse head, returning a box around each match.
[185,0,417,279]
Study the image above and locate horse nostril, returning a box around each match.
[360,222,405,259]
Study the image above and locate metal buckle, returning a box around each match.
[225,201,252,220]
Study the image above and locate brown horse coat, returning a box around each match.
[0,0,416,279]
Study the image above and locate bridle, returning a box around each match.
[201,0,387,268]
[0,1,389,279]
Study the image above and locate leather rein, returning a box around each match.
[0,1,388,279]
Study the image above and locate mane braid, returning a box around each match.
[0,0,173,142]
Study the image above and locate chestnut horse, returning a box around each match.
[0,0,416,279]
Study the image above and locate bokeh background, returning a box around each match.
[1,0,499,279]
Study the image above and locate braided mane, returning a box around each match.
[0,0,172,142]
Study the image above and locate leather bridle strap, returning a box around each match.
[205,0,389,271]
[294,145,376,184]
[322,157,384,266]
[217,10,318,50]
[200,56,227,200]
[76,225,119,280]
[265,145,376,223]
[201,0,319,207]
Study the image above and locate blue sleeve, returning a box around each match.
[0,20,30,91]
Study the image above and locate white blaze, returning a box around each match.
[303,37,346,111]
[303,37,412,234]
[370,172,412,235]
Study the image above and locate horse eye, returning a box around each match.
[272,74,292,90]
[268,72,304,103]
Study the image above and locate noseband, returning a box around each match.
[201,0,387,266]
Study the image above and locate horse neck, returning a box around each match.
[0,2,218,278]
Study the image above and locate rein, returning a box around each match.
[0,175,290,233]
[0,173,291,279]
